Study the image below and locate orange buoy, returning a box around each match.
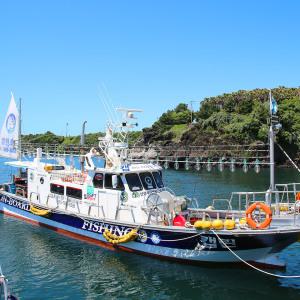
[296,192,300,201]
[246,202,272,229]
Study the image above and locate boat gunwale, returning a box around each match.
[1,191,300,237]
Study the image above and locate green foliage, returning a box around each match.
[277,97,300,147]
[144,86,300,153]
[143,103,190,144]
[22,131,64,144]
[127,131,143,145]
[166,124,188,143]
[196,100,220,119]
[22,130,141,147]
[175,103,188,113]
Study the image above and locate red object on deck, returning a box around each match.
[172,215,186,227]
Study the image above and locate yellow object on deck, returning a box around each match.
[103,228,138,244]
[202,220,212,230]
[212,219,224,230]
[30,205,51,217]
[193,220,204,229]
[279,205,289,212]
[224,219,235,230]
[239,218,247,226]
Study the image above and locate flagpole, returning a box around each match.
[269,89,275,192]
[18,97,22,161]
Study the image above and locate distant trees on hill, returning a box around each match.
[143,87,300,159]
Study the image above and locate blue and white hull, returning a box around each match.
[1,192,299,265]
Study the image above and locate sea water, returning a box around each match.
[0,158,300,299]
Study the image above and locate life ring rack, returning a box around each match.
[246,202,272,229]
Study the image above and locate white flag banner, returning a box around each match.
[0,94,19,159]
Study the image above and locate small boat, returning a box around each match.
[0,266,18,300]
[0,95,300,268]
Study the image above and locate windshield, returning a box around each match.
[125,173,143,191]
[152,171,164,188]
[139,172,157,190]
[105,174,125,191]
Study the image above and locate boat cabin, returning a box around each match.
[3,156,185,226]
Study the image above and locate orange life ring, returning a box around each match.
[296,192,300,201]
[246,202,272,229]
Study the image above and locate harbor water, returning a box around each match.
[1,159,300,299]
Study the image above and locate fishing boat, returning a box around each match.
[0,94,300,268]
[0,266,18,300]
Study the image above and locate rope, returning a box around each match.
[277,143,300,173]
[212,229,300,278]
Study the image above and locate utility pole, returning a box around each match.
[66,122,69,138]
[189,100,201,124]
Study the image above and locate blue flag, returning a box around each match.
[270,97,278,115]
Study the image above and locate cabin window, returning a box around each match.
[152,171,164,188]
[50,184,64,195]
[125,173,143,191]
[104,174,125,191]
[93,173,104,189]
[66,187,82,199]
[139,172,157,190]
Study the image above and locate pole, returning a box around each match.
[18,97,22,161]
[80,121,87,145]
[269,125,275,191]
[269,90,275,192]
[66,122,69,138]
[190,101,193,124]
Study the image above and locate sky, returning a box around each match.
[0,0,299,136]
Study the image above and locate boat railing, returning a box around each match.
[164,187,176,196]
[15,185,27,198]
[115,204,136,222]
[45,192,106,219]
[228,189,300,215]
[29,191,40,203]
[275,182,300,204]
[97,190,106,218]
[211,198,232,211]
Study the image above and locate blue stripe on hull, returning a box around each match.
[0,192,298,263]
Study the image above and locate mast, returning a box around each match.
[269,90,275,191]
[269,89,281,214]
[18,97,22,161]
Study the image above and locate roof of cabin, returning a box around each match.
[5,160,36,169]
[96,163,162,174]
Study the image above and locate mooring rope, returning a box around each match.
[277,143,300,173]
[212,229,300,278]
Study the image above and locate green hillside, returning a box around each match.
[142,87,300,158]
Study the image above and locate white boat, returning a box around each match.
[0,95,300,267]
[0,266,18,300]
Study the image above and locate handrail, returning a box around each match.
[212,198,232,211]
[215,188,300,215]
[29,191,40,203]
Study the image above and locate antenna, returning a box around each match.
[115,108,143,141]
